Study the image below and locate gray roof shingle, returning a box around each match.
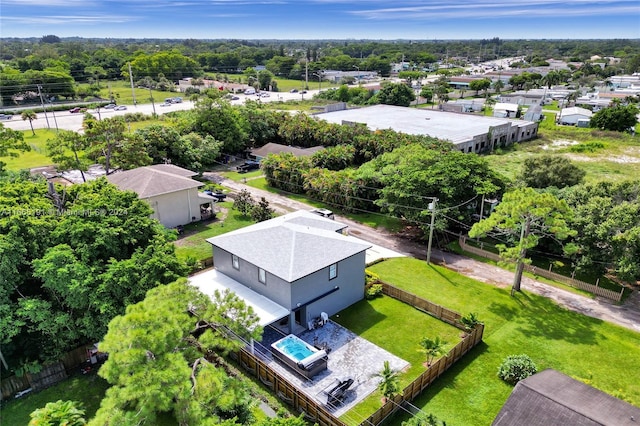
[493,369,640,426]
[207,211,370,282]
[106,165,202,198]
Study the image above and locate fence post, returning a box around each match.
[571,270,575,279]
[595,278,599,287]
[548,264,552,272]
[619,286,625,301]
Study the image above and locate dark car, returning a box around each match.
[237,161,260,173]
[203,190,227,202]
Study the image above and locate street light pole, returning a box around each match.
[313,72,322,91]
[426,198,438,264]
[353,65,360,85]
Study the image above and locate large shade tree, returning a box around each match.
[90,279,262,426]
[469,187,577,295]
[0,176,187,367]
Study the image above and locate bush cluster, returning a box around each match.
[497,354,537,385]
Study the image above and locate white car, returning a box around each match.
[114,105,127,111]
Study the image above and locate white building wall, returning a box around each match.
[145,188,202,228]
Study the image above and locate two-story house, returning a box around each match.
[193,211,371,334]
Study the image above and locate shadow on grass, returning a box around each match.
[489,291,600,345]
[333,299,387,336]
[389,341,490,424]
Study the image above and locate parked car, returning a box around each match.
[114,105,127,111]
[203,190,227,202]
[310,208,335,220]
[69,107,82,113]
[0,113,14,120]
[244,88,256,95]
[103,104,116,109]
[237,161,260,173]
[259,92,270,98]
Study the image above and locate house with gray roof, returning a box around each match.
[201,211,371,333]
[250,143,325,162]
[106,164,214,228]
[493,369,640,426]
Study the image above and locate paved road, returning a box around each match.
[207,172,640,333]
[1,90,320,132]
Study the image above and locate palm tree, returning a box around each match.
[419,336,447,367]
[373,360,401,403]
[21,110,37,136]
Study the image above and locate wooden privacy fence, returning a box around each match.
[1,344,93,400]
[459,236,624,302]
[238,282,484,426]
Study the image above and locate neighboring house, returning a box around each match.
[498,90,547,106]
[523,105,543,122]
[493,369,640,426]
[493,103,520,118]
[250,143,325,162]
[558,107,593,125]
[106,164,215,228]
[441,98,485,113]
[177,77,251,94]
[200,211,371,334]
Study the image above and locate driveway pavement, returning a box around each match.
[207,171,640,333]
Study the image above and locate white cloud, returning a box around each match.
[2,15,138,25]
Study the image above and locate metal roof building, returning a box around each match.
[315,104,538,154]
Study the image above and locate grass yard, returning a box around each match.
[4,129,58,171]
[174,203,255,261]
[486,117,640,183]
[365,257,640,425]
[78,81,178,106]
[0,373,111,426]
[333,295,462,423]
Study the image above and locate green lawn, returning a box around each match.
[333,295,462,423]
[174,202,255,261]
[3,129,58,171]
[363,257,640,425]
[0,373,111,426]
[78,81,179,106]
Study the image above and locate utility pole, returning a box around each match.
[305,57,309,90]
[148,86,156,116]
[37,85,51,129]
[313,71,322,91]
[128,62,137,105]
[426,198,438,264]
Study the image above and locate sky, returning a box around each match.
[1,0,639,40]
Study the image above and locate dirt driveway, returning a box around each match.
[206,173,640,333]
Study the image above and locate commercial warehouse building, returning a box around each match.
[315,104,539,154]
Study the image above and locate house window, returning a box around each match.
[329,263,337,280]
[232,254,239,270]
[259,268,266,284]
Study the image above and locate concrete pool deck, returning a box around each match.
[256,320,409,418]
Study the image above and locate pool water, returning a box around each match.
[273,336,314,361]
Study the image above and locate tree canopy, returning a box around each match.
[0,176,187,368]
[91,279,262,426]
[469,187,577,294]
[590,103,639,132]
[520,155,586,189]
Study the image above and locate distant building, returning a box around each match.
[493,103,520,118]
[558,107,593,125]
[523,105,543,122]
[315,104,538,154]
[250,143,325,162]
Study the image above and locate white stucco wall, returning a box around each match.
[145,188,203,228]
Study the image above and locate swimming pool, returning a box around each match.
[271,334,328,379]
[273,335,315,361]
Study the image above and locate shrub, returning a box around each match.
[460,312,481,332]
[498,354,537,385]
[365,284,383,300]
[365,269,380,285]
